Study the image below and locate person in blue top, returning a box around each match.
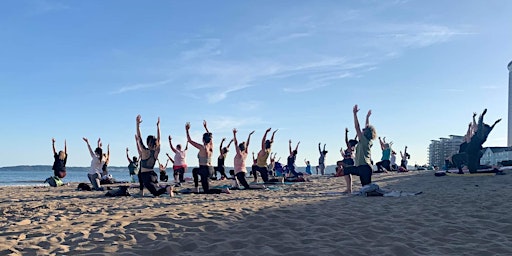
[375,137,392,173]
[304,159,312,175]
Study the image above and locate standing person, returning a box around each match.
[318,143,328,175]
[83,137,105,191]
[126,147,139,183]
[136,115,172,197]
[186,121,227,194]
[214,138,233,180]
[169,135,188,186]
[232,129,265,189]
[375,137,392,173]
[253,128,278,183]
[51,138,67,179]
[342,105,376,193]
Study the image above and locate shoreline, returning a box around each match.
[1,170,511,255]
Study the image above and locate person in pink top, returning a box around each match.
[168,135,188,186]
[232,128,265,190]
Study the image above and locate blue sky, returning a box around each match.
[1,0,511,168]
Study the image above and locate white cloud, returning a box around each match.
[111,78,174,94]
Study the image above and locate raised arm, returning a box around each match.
[97,138,102,149]
[52,138,57,155]
[168,135,177,153]
[83,137,95,157]
[126,148,131,163]
[353,105,363,139]
[185,141,189,150]
[345,128,350,148]
[203,120,210,133]
[365,110,372,128]
[185,122,203,149]
[246,131,254,151]
[322,143,326,152]
[379,137,385,150]
[296,141,301,151]
[270,129,278,143]
[64,139,67,154]
[227,138,234,149]
[135,134,143,156]
[261,128,271,150]
[156,117,161,147]
[289,140,293,155]
[233,129,240,154]
[219,138,226,153]
[136,115,143,146]
[105,144,110,164]
[491,118,502,129]
[318,143,321,154]
[252,152,256,162]
[166,153,175,164]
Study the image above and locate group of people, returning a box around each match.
[51,104,425,196]
[450,109,501,174]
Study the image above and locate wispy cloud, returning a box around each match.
[376,24,474,49]
[27,0,69,15]
[111,78,174,94]
[180,38,222,60]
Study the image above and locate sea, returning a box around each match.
[0,165,328,187]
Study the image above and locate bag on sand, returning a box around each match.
[45,176,63,187]
[105,187,130,197]
[77,183,92,191]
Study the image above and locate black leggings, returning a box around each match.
[252,165,269,182]
[140,171,167,196]
[376,160,391,172]
[345,165,373,186]
[192,165,223,194]
[173,167,185,182]
[214,166,227,178]
[235,172,251,189]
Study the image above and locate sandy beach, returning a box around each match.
[1,170,511,256]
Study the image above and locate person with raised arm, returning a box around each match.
[83,137,105,191]
[157,158,171,182]
[342,105,376,193]
[375,137,392,173]
[253,128,278,183]
[399,146,410,172]
[136,115,172,197]
[232,128,265,189]
[286,140,302,178]
[186,120,228,194]
[304,158,312,175]
[318,143,327,175]
[214,137,233,180]
[169,135,188,186]
[268,152,277,176]
[126,147,139,183]
[51,138,67,179]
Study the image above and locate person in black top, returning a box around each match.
[52,138,67,179]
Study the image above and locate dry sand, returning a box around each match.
[1,170,511,256]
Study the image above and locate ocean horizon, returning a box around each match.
[0,165,338,187]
